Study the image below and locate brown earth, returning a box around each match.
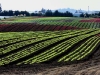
[0,23,81,32]
[0,47,100,75]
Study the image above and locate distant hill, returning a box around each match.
[51,8,87,14]
[29,8,95,14]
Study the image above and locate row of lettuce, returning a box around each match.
[0,29,100,66]
[0,17,100,29]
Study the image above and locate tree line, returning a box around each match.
[0,10,73,17]
[80,12,100,18]
[1,9,100,18]
[44,10,73,17]
[0,10,30,16]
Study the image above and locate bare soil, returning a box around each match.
[0,48,100,75]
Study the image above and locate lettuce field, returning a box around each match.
[0,17,100,75]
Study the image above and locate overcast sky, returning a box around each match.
[0,0,100,11]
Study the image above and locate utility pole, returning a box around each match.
[88,6,89,14]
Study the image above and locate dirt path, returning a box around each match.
[0,59,100,75]
[37,60,100,75]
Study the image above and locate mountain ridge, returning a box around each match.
[29,8,96,14]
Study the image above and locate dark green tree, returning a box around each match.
[2,10,9,16]
[0,4,2,13]
[8,10,13,16]
[86,13,89,18]
[98,12,100,16]
[80,13,84,17]
[13,10,20,16]
[53,10,60,16]
[31,13,35,16]
[64,11,73,17]
[45,10,53,16]
[24,11,30,16]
